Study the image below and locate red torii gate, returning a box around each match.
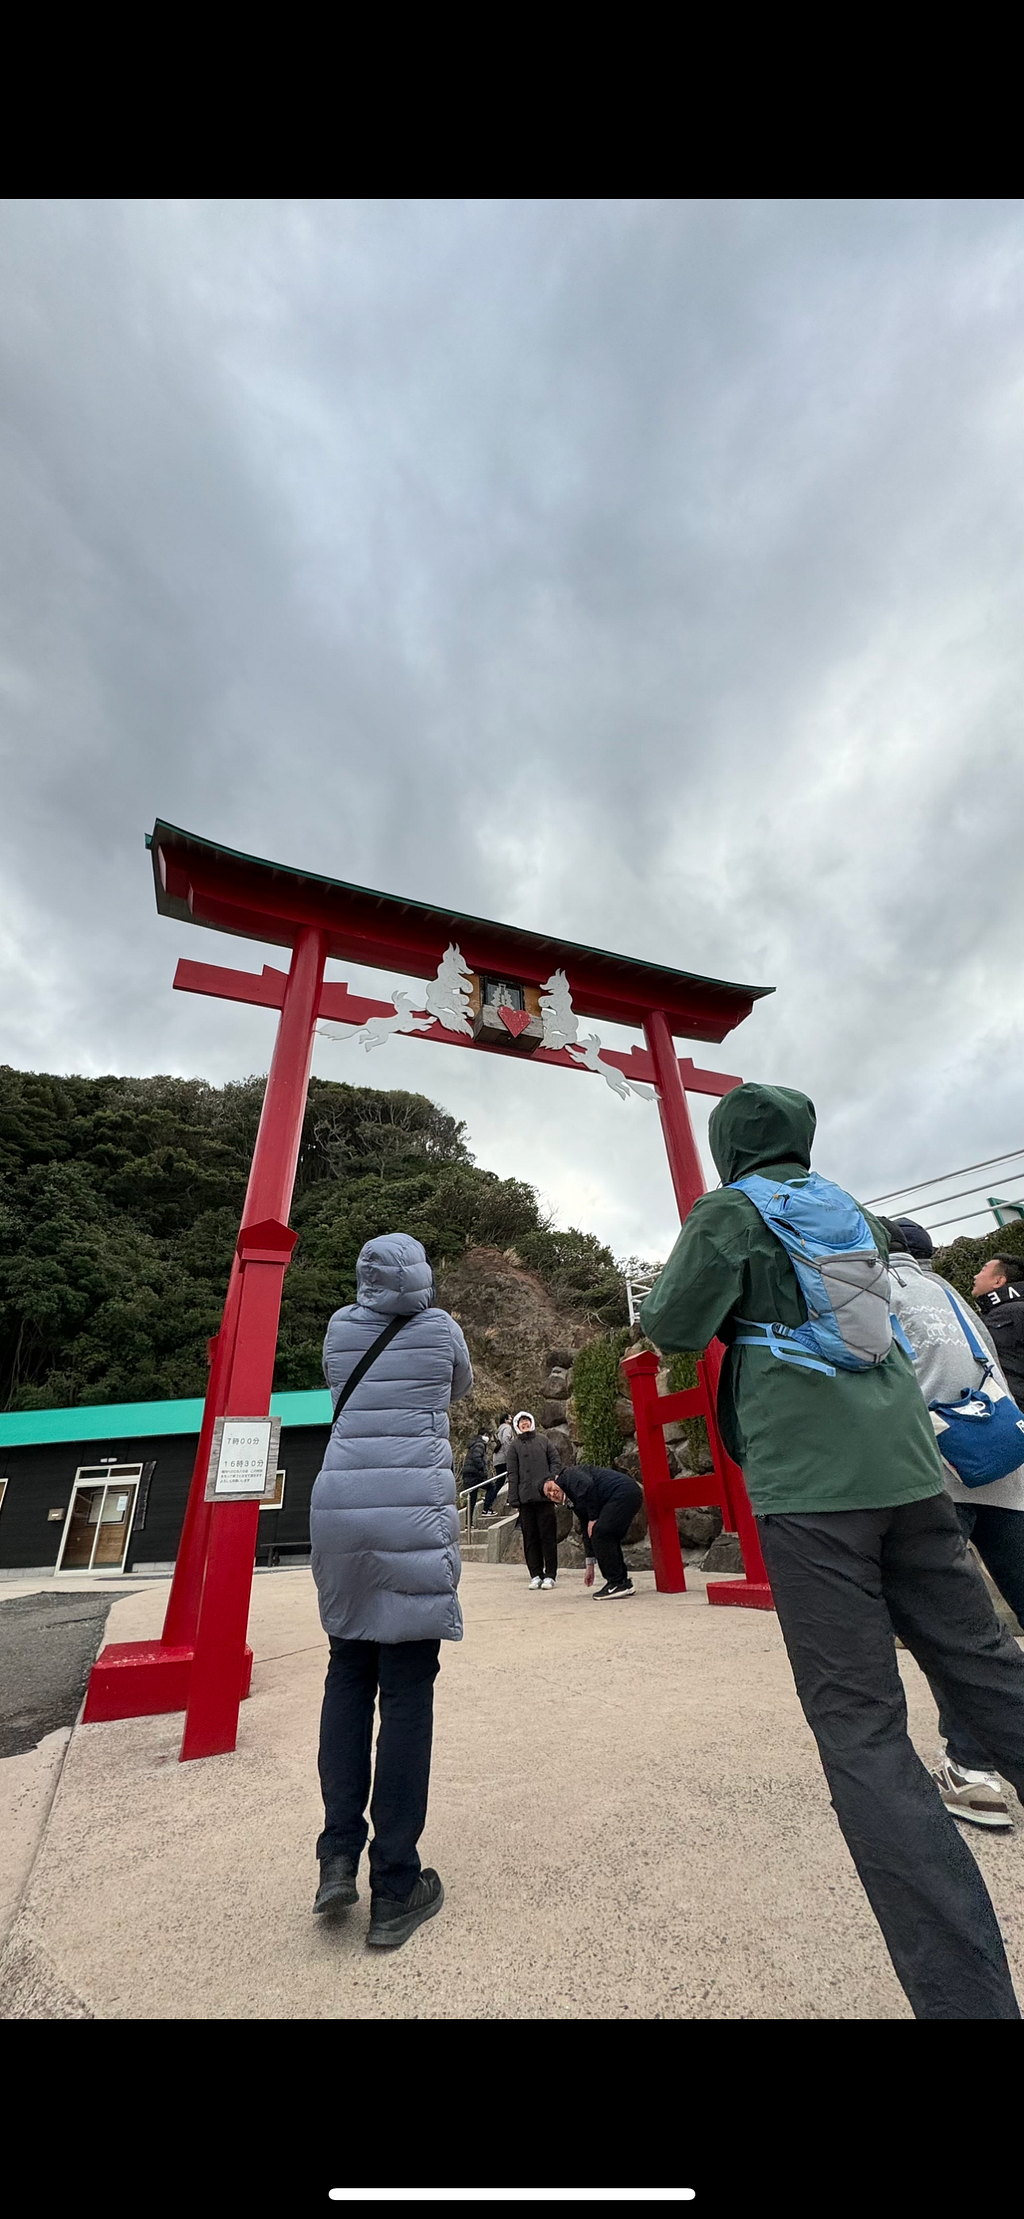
[84,821,775,1758]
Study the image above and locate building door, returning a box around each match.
[56,1467,142,1574]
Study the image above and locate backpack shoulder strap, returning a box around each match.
[730,1174,779,1203]
[331,1311,414,1419]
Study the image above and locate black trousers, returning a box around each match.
[757,1494,1024,2020]
[519,1499,558,1579]
[937,1504,1024,1771]
[590,1499,638,1586]
[316,1637,440,1900]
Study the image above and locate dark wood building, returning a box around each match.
[0,1391,332,1577]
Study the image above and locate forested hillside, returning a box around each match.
[0,1067,631,1411]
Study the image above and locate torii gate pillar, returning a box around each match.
[85,927,327,1755]
[634,1008,772,1606]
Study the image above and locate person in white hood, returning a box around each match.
[505,1410,563,1587]
[885,1219,1024,1832]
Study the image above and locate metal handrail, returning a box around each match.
[459,1475,507,1540]
[626,1274,658,1327]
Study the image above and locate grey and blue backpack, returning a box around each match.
[729,1171,915,1378]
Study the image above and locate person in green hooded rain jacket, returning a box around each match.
[640,1081,1024,2022]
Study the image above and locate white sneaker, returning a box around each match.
[529,1576,542,1589]
[541,1577,556,1589]
[932,1758,1012,1829]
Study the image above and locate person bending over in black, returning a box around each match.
[544,1465,643,1598]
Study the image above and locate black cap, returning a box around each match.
[894,1217,934,1260]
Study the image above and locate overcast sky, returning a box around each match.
[1,199,1020,1265]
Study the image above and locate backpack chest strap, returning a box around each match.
[732,1319,837,1377]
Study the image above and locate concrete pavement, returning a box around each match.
[3,1560,1024,2019]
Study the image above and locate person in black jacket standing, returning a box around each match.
[460,1433,490,1533]
[974,1255,1024,1402]
[506,1412,563,1587]
[545,1465,643,1597]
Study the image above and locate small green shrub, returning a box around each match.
[665,1349,709,1468]
[573,1328,631,1465]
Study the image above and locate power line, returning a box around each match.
[865,1148,1024,1208]
[922,1203,1024,1234]
[867,1151,1024,1206]
[903,1179,1024,1215]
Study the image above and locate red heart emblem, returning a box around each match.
[498,1006,531,1038]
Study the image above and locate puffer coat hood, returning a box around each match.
[709,1083,816,1185]
[354,1232,435,1316]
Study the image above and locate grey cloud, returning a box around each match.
[1,198,1020,1260]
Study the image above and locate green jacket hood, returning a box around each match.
[708,1083,816,1185]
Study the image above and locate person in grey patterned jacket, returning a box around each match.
[884,1219,1024,1833]
[309,1232,472,1948]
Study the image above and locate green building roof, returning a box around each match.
[0,1389,333,1450]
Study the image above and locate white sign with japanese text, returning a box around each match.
[205,1416,282,1502]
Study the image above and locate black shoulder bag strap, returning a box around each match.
[331,1312,413,1421]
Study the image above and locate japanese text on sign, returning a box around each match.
[208,1417,276,1498]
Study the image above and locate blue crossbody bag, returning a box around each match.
[929,1291,1024,1487]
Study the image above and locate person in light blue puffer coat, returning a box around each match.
[309,1232,473,1950]
[311,1231,472,1642]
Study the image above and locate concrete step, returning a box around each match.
[458,1512,521,1564]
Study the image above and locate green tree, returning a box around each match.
[0,1064,630,1409]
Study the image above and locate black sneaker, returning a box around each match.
[593,1581,613,1598]
[313,1854,359,1916]
[366,1869,445,1950]
[598,1580,635,1599]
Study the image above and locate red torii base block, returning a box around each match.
[83,1643,254,1722]
[621,1350,773,1608]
